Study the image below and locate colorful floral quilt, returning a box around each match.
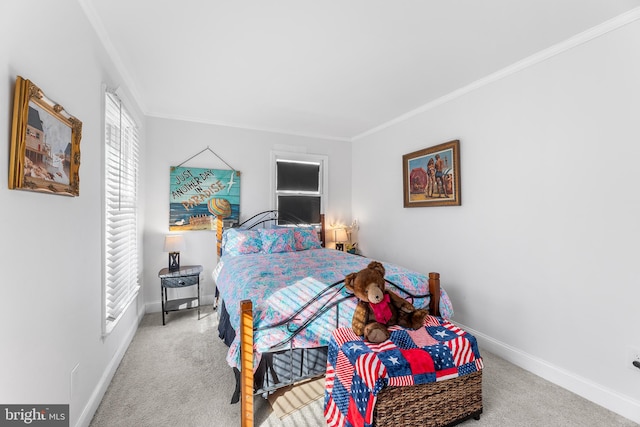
[213,248,454,369]
[324,317,483,427]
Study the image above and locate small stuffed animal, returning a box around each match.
[345,261,429,343]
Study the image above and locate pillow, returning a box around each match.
[222,229,262,256]
[259,228,295,253]
[293,227,322,251]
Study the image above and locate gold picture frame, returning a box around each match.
[9,76,82,196]
[403,140,461,207]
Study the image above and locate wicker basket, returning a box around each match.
[374,370,483,427]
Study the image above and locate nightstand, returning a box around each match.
[158,265,203,325]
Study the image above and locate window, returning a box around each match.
[272,152,327,224]
[103,89,140,334]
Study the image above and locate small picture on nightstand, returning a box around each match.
[335,243,344,251]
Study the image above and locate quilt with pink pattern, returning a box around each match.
[213,248,454,369]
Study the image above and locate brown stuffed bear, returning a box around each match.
[345,261,429,343]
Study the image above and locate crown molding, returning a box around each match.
[352,6,640,141]
[79,1,640,143]
[145,111,352,142]
[77,0,147,114]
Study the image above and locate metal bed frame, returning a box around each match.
[234,209,326,246]
[213,210,442,427]
[237,273,442,427]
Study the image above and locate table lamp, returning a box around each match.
[164,235,185,271]
[334,228,348,251]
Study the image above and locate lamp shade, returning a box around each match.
[163,235,185,253]
[334,228,348,243]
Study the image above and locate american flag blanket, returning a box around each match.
[324,316,483,427]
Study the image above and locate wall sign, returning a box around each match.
[169,166,240,231]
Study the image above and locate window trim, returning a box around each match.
[102,86,140,336]
[270,151,328,224]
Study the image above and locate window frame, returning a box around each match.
[102,87,141,336]
[271,151,328,225]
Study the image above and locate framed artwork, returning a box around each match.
[169,166,241,231]
[9,76,82,196]
[403,140,460,207]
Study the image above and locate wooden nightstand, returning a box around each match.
[158,265,203,325]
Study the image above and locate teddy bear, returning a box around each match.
[344,261,429,343]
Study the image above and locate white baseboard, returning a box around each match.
[455,321,640,425]
[74,308,145,427]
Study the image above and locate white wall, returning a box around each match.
[0,1,145,426]
[352,18,640,422]
[142,117,352,311]
[3,1,637,425]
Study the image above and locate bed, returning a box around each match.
[211,211,456,425]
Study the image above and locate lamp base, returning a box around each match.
[168,252,180,271]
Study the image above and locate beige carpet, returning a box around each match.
[90,310,639,427]
[267,377,325,418]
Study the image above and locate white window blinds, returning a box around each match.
[104,90,140,334]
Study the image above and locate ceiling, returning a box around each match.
[81,0,639,141]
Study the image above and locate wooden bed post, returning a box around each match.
[240,300,254,427]
[428,272,441,317]
[320,213,326,247]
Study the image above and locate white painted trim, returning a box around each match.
[80,0,640,143]
[146,111,352,142]
[77,0,147,112]
[81,0,348,142]
[455,321,640,425]
[353,6,640,141]
[74,309,144,427]
[270,150,330,218]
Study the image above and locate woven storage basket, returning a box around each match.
[374,370,483,427]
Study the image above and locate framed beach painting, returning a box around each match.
[403,140,460,208]
[9,76,82,196]
[169,166,241,231]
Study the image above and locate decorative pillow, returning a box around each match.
[293,228,322,251]
[259,228,295,253]
[222,229,262,256]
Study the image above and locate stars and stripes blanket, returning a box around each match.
[324,316,483,427]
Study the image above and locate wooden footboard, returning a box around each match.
[239,272,442,427]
